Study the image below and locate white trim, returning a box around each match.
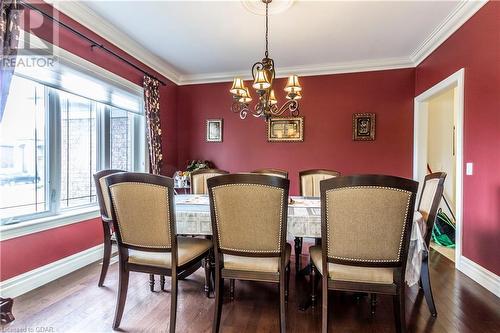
[179,57,414,85]
[410,0,487,66]
[0,206,100,241]
[46,0,486,85]
[0,244,104,298]
[459,256,500,298]
[46,0,181,85]
[413,68,465,268]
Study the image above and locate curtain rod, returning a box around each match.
[19,1,167,86]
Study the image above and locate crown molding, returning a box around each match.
[46,0,486,86]
[178,57,415,85]
[410,0,487,66]
[46,0,182,85]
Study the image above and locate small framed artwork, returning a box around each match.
[206,119,223,142]
[353,113,376,141]
[267,117,304,142]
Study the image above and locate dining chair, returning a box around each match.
[190,168,229,194]
[295,169,340,272]
[252,168,288,179]
[106,172,213,332]
[309,174,418,333]
[417,172,447,316]
[93,169,125,287]
[208,174,291,333]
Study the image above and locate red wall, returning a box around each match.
[0,1,177,281]
[415,1,500,275]
[177,69,416,194]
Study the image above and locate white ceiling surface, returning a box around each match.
[77,1,472,83]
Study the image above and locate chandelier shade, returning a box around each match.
[230,0,303,121]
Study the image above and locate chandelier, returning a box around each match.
[229,0,303,121]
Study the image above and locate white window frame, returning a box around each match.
[0,36,146,241]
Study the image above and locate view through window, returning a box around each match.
[0,74,145,224]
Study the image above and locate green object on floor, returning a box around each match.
[432,208,456,248]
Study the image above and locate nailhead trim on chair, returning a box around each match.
[212,183,284,253]
[110,182,172,249]
[325,186,412,263]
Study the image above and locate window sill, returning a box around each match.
[0,206,100,241]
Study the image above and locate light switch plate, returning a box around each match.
[466,162,473,175]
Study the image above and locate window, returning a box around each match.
[0,67,145,225]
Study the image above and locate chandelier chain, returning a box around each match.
[265,2,269,58]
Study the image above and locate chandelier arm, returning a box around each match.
[271,99,299,117]
[252,61,264,80]
[231,101,250,120]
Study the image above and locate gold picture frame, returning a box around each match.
[353,113,375,141]
[267,117,304,142]
[206,119,223,142]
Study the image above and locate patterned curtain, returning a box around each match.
[1,0,20,121]
[143,75,163,175]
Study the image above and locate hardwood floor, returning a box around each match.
[3,248,499,332]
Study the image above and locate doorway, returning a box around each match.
[413,69,464,267]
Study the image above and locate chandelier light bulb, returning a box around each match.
[230,77,246,96]
[252,69,271,90]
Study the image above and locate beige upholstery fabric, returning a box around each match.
[418,178,440,222]
[301,174,338,197]
[309,246,393,283]
[128,237,212,268]
[192,172,225,195]
[326,187,412,263]
[99,176,113,218]
[109,182,171,249]
[224,243,291,272]
[212,184,285,253]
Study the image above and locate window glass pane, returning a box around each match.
[0,76,47,222]
[59,91,97,209]
[111,107,144,171]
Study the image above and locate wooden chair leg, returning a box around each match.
[213,269,224,333]
[294,237,303,272]
[149,274,155,292]
[321,275,328,333]
[279,272,287,333]
[229,279,235,301]
[204,256,211,297]
[112,265,130,329]
[370,293,377,316]
[285,262,290,302]
[421,257,437,316]
[311,262,317,307]
[169,273,178,333]
[393,286,406,333]
[98,222,112,287]
[160,275,166,291]
[0,297,15,324]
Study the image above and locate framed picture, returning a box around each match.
[206,119,223,142]
[353,113,376,141]
[267,117,304,142]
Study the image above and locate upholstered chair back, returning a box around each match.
[106,173,175,250]
[321,175,418,266]
[417,172,447,245]
[94,169,125,219]
[191,169,229,195]
[208,174,289,255]
[300,169,340,197]
[251,168,288,179]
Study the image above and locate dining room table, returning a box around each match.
[174,194,427,289]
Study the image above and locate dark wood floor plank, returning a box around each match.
[2,247,499,332]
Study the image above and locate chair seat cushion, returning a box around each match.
[223,243,291,273]
[128,237,212,268]
[309,246,393,284]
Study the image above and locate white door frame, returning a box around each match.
[413,68,464,268]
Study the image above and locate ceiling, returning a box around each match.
[57,1,485,84]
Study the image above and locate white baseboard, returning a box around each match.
[458,256,500,298]
[0,244,104,298]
